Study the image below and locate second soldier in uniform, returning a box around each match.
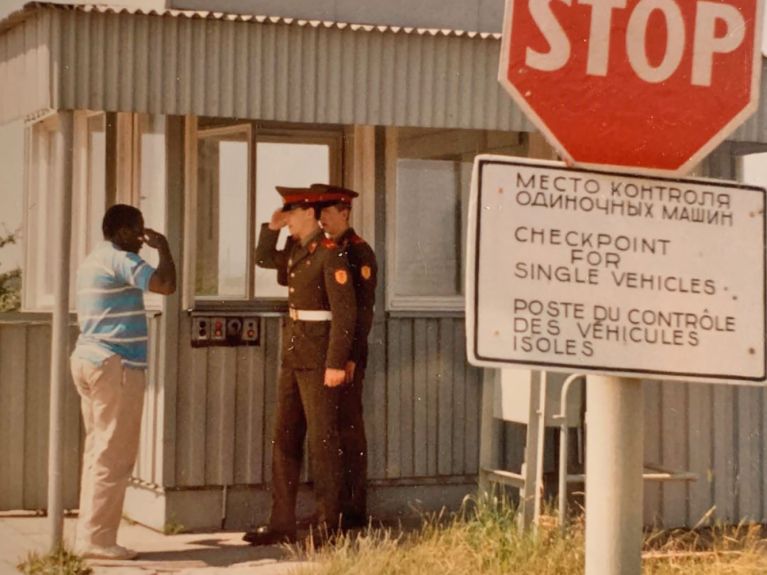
[314,184,378,529]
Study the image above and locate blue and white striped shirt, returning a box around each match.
[72,241,156,369]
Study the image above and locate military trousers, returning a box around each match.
[269,365,343,534]
[338,363,368,522]
[70,354,145,548]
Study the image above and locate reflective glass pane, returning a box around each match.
[138,115,166,270]
[255,142,329,298]
[196,130,249,298]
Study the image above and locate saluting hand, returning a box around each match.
[268,209,288,231]
[324,368,346,388]
[143,228,169,251]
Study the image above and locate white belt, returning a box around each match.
[289,308,333,321]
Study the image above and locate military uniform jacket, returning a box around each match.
[337,228,377,368]
[255,224,357,370]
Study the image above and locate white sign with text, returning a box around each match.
[466,156,767,384]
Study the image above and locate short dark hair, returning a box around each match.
[102,204,143,239]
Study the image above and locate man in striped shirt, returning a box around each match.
[71,204,175,560]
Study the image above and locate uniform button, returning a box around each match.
[290,272,295,278]
[290,287,295,293]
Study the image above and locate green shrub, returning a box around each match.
[0,228,21,312]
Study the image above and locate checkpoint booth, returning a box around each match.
[1,1,767,532]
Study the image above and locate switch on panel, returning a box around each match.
[226,318,242,340]
[190,315,260,347]
[241,318,259,344]
[211,317,226,342]
[191,317,209,347]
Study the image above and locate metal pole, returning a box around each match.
[558,417,569,530]
[585,375,644,575]
[532,371,547,531]
[48,111,74,551]
[556,374,582,531]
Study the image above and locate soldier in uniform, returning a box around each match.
[244,186,357,546]
[314,183,378,529]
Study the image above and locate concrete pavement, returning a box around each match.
[0,513,313,575]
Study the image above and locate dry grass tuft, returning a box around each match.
[294,494,584,575]
[292,497,767,575]
[17,547,93,575]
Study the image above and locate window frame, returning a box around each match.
[194,123,255,302]
[385,127,467,314]
[23,114,58,311]
[24,111,110,312]
[23,111,165,312]
[385,126,529,314]
[185,119,345,311]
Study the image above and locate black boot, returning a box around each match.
[242,525,297,546]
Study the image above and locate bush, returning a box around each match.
[0,228,21,312]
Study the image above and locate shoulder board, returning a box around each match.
[321,238,338,249]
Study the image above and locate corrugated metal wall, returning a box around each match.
[133,313,165,487]
[149,315,482,489]
[2,313,767,527]
[643,379,767,526]
[0,318,81,510]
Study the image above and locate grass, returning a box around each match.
[292,496,767,575]
[16,547,92,575]
[294,495,584,575]
[643,520,767,574]
[163,518,186,535]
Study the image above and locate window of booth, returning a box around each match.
[24,112,166,311]
[24,115,60,310]
[135,115,167,309]
[25,112,108,311]
[386,127,527,312]
[192,120,342,305]
[195,124,252,298]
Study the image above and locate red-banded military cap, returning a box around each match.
[276,184,360,211]
[309,183,359,206]
[276,186,315,212]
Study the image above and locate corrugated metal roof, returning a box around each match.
[1,2,766,146]
[1,2,503,39]
[0,2,529,131]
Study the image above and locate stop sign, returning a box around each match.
[499,0,763,174]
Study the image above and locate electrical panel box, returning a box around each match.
[191,314,260,348]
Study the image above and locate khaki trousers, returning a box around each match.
[70,354,145,548]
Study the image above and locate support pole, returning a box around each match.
[585,375,644,575]
[48,111,74,551]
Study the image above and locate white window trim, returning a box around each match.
[193,123,254,302]
[23,115,59,311]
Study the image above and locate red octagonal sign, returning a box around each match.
[499,0,763,174]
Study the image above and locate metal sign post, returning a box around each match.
[584,376,643,575]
